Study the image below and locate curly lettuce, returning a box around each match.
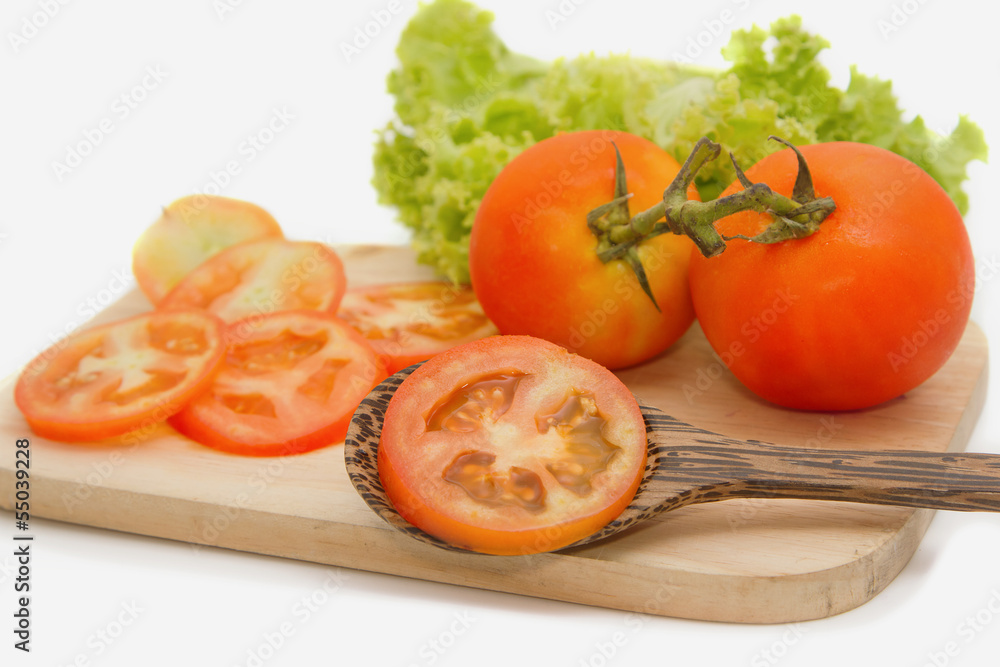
[373,0,987,283]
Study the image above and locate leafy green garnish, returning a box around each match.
[373,0,987,283]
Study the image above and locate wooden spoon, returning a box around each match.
[345,365,1000,554]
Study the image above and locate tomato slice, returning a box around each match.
[133,195,284,304]
[170,310,387,457]
[337,281,498,374]
[15,310,227,442]
[377,335,647,555]
[158,239,347,323]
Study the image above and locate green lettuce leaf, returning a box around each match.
[372,0,987,283]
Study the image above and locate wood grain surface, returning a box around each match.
[0,245,989,623]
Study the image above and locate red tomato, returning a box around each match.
[337,281,498,374]
[15,310,226,442]
[158,239,347,323]
[688,142,975,411]
[133,195,283,304]
[378,335,647,555]
[170,310,386,456]
[469,130,698,370]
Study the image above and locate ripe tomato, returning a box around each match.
[170,310,386,456]
[469,130,698,370]
[158,239,347,323]
[378,335,647,555]
[337,281,498,374]
[15,310,226,442]
[688,142,975,411]
[133,195,283,304]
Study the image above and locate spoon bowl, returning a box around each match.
[345,365,1000,554]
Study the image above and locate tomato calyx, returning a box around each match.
[588,136,837,307]
[585,143,660,311]
[708,137,837,248]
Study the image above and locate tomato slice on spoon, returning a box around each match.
[337,281,498,373]
[377,335,647,555]
[170,310,387,457]
[158,239,347,323]
[15,310,227,442]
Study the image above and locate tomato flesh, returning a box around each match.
[158,239,347,323]
[132,195,283,304]
[170,310,386,456]
[15,310,226,442]
[337,281,498,374]
[378,335,647,555]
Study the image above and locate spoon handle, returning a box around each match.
[647,413,1000,512]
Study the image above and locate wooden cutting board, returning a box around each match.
[0,245,989,623]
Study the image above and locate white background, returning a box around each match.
[3,0,1000,665]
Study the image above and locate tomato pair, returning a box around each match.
[469,131,975,411]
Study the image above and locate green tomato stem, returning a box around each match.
[589,135,837,308]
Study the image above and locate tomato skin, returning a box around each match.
[378,335,647,555]
[689,142,975,411]
[469,130,698,370]
[15,310,227,442]
[170,310,386,457]
[133,195,283,304]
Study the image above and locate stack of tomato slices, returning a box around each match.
[14,195,497,456]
